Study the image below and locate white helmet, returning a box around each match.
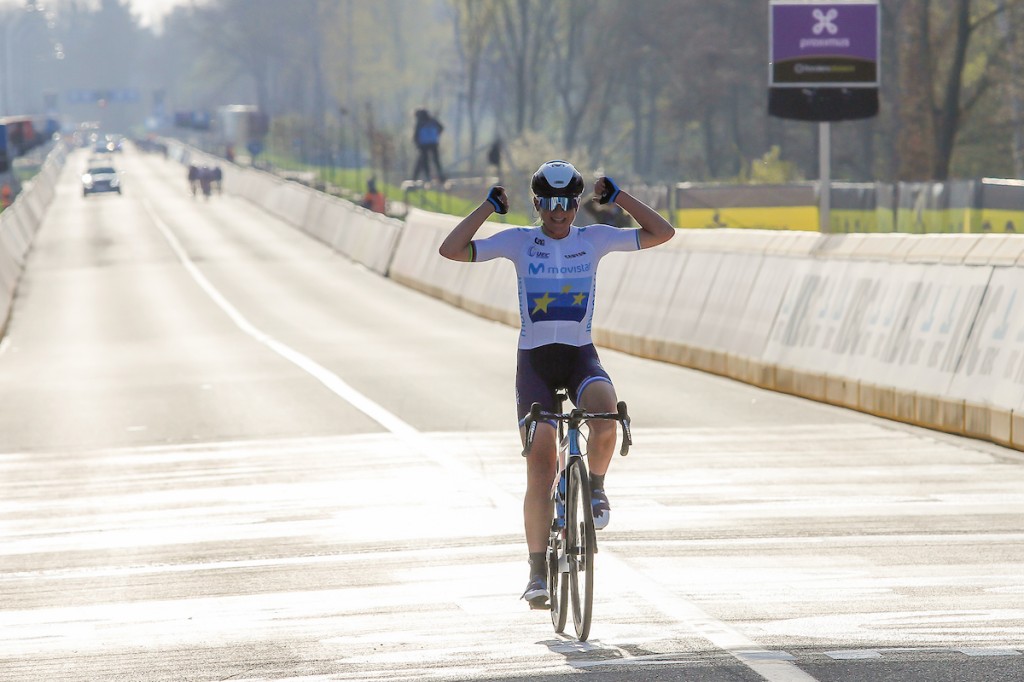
[531,160,584,198]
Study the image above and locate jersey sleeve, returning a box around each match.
[470,227,527,262]
[581,224,642,257]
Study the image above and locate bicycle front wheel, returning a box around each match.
[548,536,567,633]
[565,458,595,640]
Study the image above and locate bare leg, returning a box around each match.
[521,422,557,553]
[578,380,618,476]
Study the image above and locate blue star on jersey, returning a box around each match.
[527,277,590,322]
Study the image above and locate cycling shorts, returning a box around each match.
[515,343,612,426]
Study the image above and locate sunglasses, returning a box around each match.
[536,196,579,211]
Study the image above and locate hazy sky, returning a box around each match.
[130,0,185,28]
[1,0,186,29]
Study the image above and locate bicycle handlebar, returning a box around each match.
[522,401,632,458]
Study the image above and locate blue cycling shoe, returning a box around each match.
[592,488,610,530]
[522,576,549,609]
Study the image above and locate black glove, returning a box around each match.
[486,186,508,214]
[597,176,621,205]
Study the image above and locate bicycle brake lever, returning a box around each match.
[616,401,632,456]
[523,402,543,457]
[523,419,536,457]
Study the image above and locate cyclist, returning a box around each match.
[438,160,674,606]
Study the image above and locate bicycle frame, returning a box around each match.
[548,401,586,574]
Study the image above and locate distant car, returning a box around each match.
[91,133,123,154]
[82,166,121,196]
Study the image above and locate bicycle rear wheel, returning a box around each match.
[565,458,595,640]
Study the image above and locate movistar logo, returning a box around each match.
[528,262,546,276]
[812,8,838,35]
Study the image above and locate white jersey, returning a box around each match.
[472,224,641,349]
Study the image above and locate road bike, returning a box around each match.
[522,390,631,641]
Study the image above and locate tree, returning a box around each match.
[894,0,937,179]
[188,0,313,115]
[451,0,496,172]
[893,0,1024,180]
[489,0,558,135]
[550,0,602,154]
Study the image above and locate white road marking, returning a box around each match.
[603,552,820,681]
[958,648,1022,656]
[828,647,1022,659]
[826,650,882,660]
[612,533,1024,549]
[141,199,823,681]
[1,542,524,580]
[142,199,417,436]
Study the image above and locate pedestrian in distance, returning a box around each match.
[199,166,213,199]
[438,160,675,607]
[361,177,386,214]
[187,164,199,197]
[487,138,503,185]
[411,108,445,183]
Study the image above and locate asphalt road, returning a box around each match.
[1,146,1022,682]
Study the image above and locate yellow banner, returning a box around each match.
[673,206,818,231]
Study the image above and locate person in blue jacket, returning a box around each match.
[411,108,445,183]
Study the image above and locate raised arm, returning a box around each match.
[595,176,674,249]
[439,186,508,261]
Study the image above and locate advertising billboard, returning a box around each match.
[770,0,879,88]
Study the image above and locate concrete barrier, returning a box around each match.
[302,193,345,247]
[405,218,1024,453]
[0,235,19,302]
[0,142,68,335]
[262,180,316,227]
[0,207,31,266]
[170,143,403,276]
[593,246,689,359]
[948,267,1024,413]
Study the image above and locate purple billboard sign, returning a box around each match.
[770,1,879,87]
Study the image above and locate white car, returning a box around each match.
[82,166,121,196]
